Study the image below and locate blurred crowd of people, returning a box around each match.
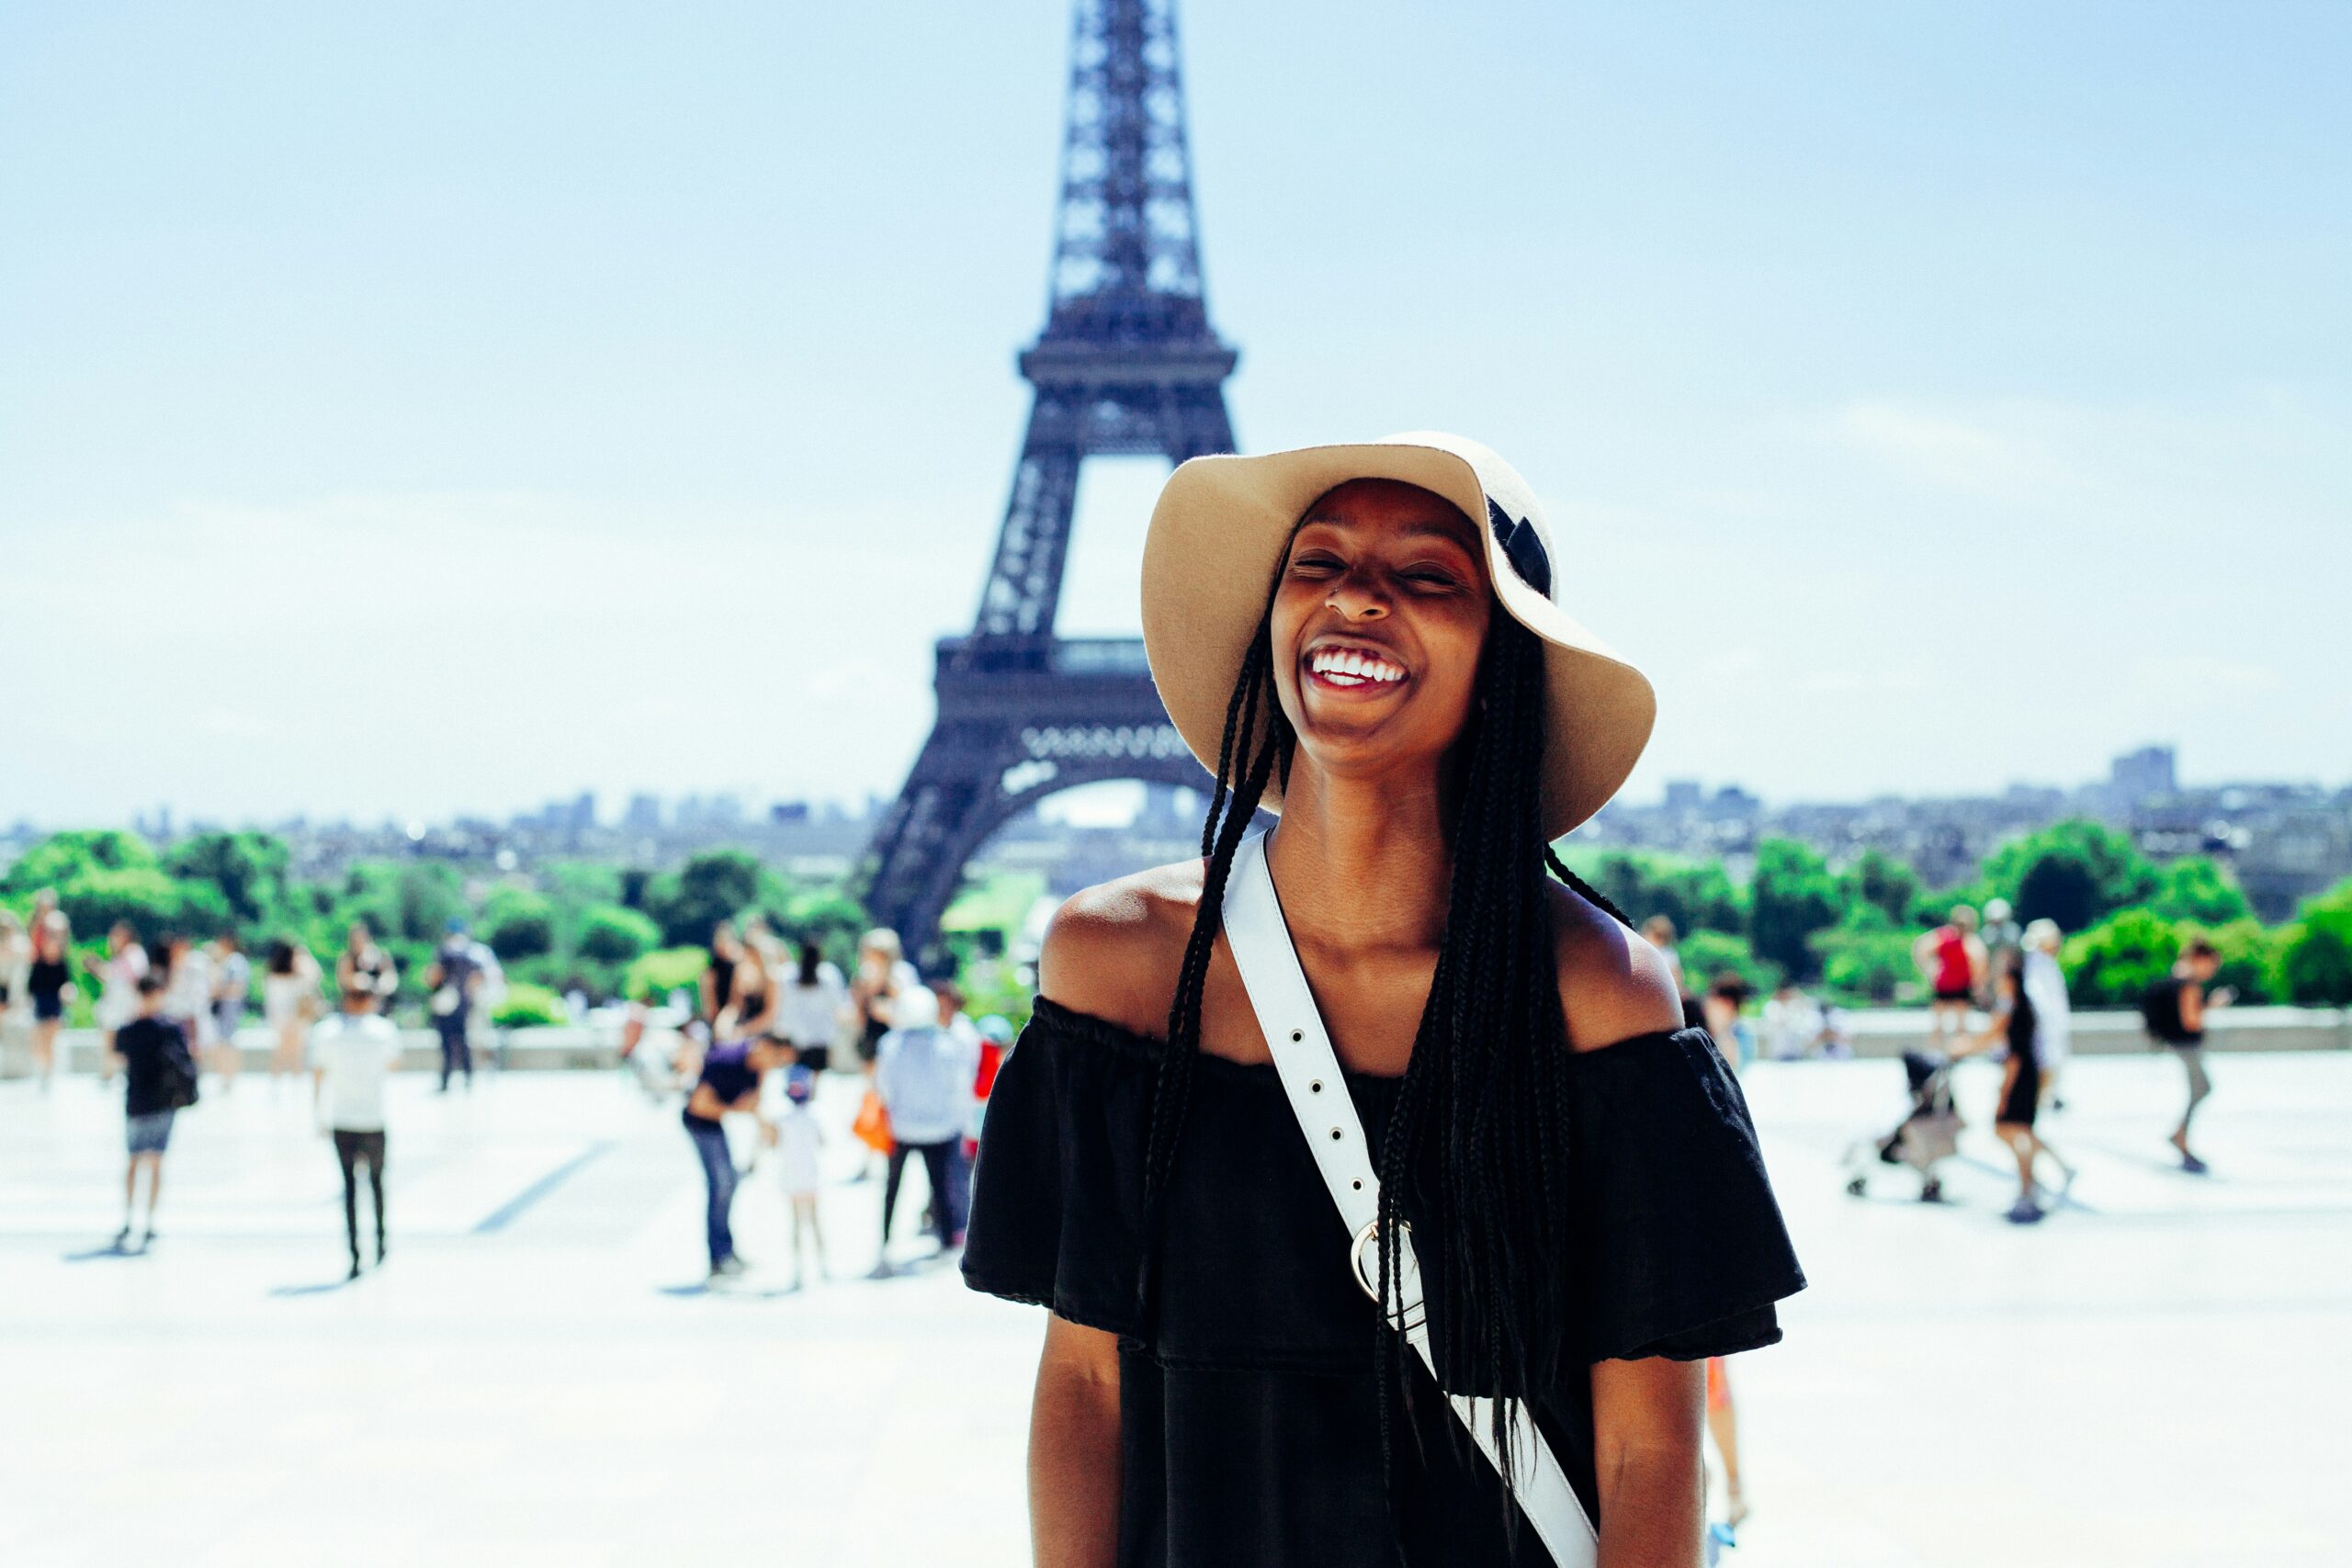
[0,894,510,1270]
[628,919,1014,1291]
[0,889,2239,1301]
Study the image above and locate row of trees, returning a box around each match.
[7,816,2350,1020]
[1566,818,2352,1008]
[0,831,869,1026]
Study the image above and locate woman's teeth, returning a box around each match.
[1308,648,1405,687]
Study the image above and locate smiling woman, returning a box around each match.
[962,433,1804,1568]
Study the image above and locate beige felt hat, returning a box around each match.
[1139,431,1656,839]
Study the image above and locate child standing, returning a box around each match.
[775,1066,827,1289]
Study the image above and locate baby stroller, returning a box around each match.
[1844,1049,1961,1202]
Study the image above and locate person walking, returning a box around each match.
[774,1066,828,1289]
[337,921,399,1012]
[1760,978,1824,1061]
[681,1032,788,1284]
[0,911,28,1078]
[1695,961,1760,1531]
[1913,905,1984,1053]
[1978,897,2023,998]
[1957,952,2075,1223]
[1639,914,1685,989]
[774,939,847,1075]
[309,978,402,1278]
[208,931,251,1090]
[2019,919,2071,1111]
[871,986,976,1276]
[26,914,75,1090]
[1702,973,1757,1071]
[159,933,216,1085]
[848,928,919,1069]
[85,922,148,1084]
[719,918,777,1042]
[426,920,482,1092]
[2143,936,2229,1173]
[962,434,1804,1564]
[110,974,198,1250]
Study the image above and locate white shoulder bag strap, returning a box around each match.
[1221,831,1598,1566]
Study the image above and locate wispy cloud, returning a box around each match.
[1826,400,2076,500]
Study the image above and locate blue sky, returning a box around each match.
[3,0,2346,827]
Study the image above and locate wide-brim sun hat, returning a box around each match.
[1140,431,1656,839]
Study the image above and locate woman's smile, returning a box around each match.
[1304,637,1409,694]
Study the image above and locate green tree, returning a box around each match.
[58,866,232,940]
[1679,929,1781,994]
[489,980,570,1028]
[2276,881,2352,1005]
[481,888,556,961]
[2199,918,2281,1006]
[542,861,622,907]
[2,829,158,896]
[1748,838,1841,981]
[623,945,710,1004]
[781,884,870,962]
[165,830,294,931]
[644,851,764,948]
[1848,849,1924,928]
[1562,849,1744,934]
[1983,819,2158,933]
[2059,907,2178,1007]
[2150,856,2252,925]
[575,903,660,964]
[1809,904,1914,1003]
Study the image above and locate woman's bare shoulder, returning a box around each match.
[1544,879,1686,1053]
[1037,859,1207,1041]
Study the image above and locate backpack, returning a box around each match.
[2139,977,2188,1044]
[156,1029,202,1111]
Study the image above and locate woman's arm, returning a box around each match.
[1030,1314,1122,1568]
[1590,1354,1705,1568]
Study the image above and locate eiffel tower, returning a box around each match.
[863,0,1238,970]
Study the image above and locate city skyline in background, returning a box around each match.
[44,737,2324,842]
[5,0,2347,827]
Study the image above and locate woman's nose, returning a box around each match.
[1325,573,1389,620]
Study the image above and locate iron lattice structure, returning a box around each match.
[865,0,1238,968]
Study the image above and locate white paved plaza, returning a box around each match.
[1,1046,2344,1567]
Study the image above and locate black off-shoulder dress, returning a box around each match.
[963,997,1805,1568]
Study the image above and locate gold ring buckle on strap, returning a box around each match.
[1348,1217,1428,1333]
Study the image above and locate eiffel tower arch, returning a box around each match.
[864,0,1238,970]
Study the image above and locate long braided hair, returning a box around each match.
[1139,526,1634,1531]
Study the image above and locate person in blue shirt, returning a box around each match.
[871,986,978,1277]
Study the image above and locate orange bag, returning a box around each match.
[852,1089,893,1154]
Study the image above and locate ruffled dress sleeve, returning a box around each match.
[960,998,1159,1337]
[1563,1026,1806,1361]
